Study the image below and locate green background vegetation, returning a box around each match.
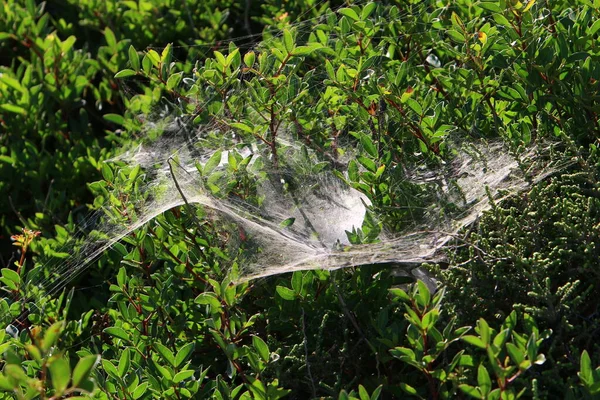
[1,0,600,398]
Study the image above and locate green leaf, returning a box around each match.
[293,43,324,56]
[203,150,222,175]
[142,54,152,74]
[280,217,295,228]
[72,355,99,388]
[103,113,125,125]
[580,350,593,384]
[166,72,183,90]
[291,271,303,294]
[104,27,117,51]
[49,356,70,395]
[161,43,173,65]
[42,321,64,352]
[459,384,482,399]
[360,134,378,157]
[339,8,360,21]
[478,318,490,345]
[389,288,411,302]
[462,335,487,349]
[0,104,26,115]
[230,122,254,133]
[103,327,130,341]
[477,364,491,396]
[132,382,149,399]
[0,75,25,92]
[416,280,431,308]
[155,343,176,367]
[357,156,377,172]
[194,292,222,311]
[361,2,377,20]
[493,329,510,349]
[118,347,130,378]
[214,51,227,67]
[244,51,256,68]
[399,382,419,396]
[478,3,502,13]
[153,359,173,381]
[1,269,20,285]
[252,336,269,363]
[588,19,600,36]
[102,360,119,379]
[175,342,195,368]
[283,29,294,53]
[114,69,136,78]
[325,59,335,80]
[276,286,296,301]
[506,342,525,365]
[129,45,140,71]
[146,50,160,67]
[358,385,369,400]
[173,370,195,383]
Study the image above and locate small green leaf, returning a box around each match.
[114,69,136,78]
[104,27,117,50]
[72,355,100,388]
[194,292,222,311]
[580,350,593,384]
[118,348,130,378]
[129,45,140,71]
[280,217,295,228]
[102,360,119,379]
[588,19,600,36]
[276,286,296,301]
[49,356,70,395]
[506,342,525,365]
[175,342,195,368]
[214,51,227,67]
[477,364,491,396]
[142,54,152,74]
[173,370,195,383]
[416,280,431,308]
[292,43,324,56]
[399,382,419,396]
[146,50,160,66]
[1,269,20,285]
[361,2,377,20]
[203,150,222,175]
[103,113,124,125]
[462,335,487,349]
[244,51,256,68]
[459,384,482,399]
[155,343,176,367]
[358,385,369,400]
[0,104,26,115]
[478,318,490,345]
[166,72,183,90]
[389,288,411,302]
[230,122,254,133]
[161,43,173,65]
[252,336,270,363]
[103,327,130,341]
[360,134,377,158]
[283,29,294,53]
[339,8,360,21]
[42,321,65,352]
[132,382,149,399]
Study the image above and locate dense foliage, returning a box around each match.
[1,0,600,398]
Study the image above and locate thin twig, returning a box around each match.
[301,307,317,398]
